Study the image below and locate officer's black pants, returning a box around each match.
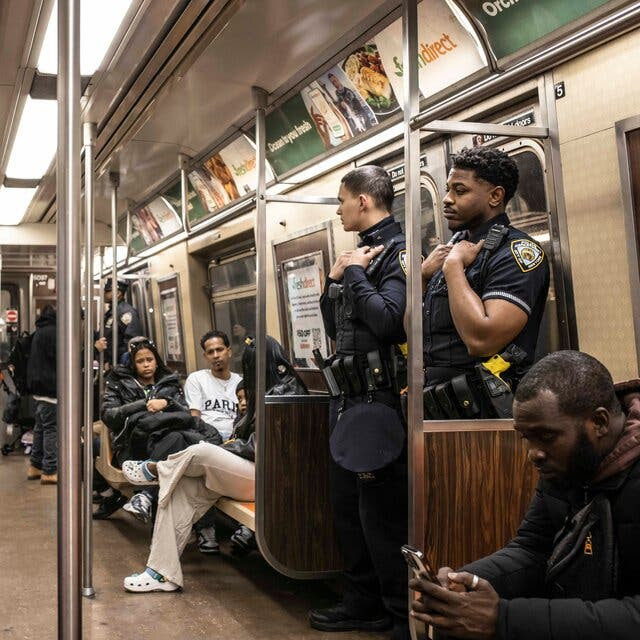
[329,396,408,633]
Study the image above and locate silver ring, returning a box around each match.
[471,574,479,590]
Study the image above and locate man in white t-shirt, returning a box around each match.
[183,330,241,553]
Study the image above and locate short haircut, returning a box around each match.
[515,351,620,416]
[341,165,394,212]
[451,147,519,205]
[200,330,230,350]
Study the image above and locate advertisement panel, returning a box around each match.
[217,134,273,196]
[374,0,486,103]
[282,251,329,369]
[461,0,613,59]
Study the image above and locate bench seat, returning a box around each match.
[93,420,255,530]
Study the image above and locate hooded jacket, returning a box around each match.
[462,393,640,640]
[27,307,57,397]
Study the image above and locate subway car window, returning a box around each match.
[505,146,560,359]
[209,251,256,371]
[208,253,256,294]
[394,184,439,257]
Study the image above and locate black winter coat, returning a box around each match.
[101,368,188,463]
[463,458,640,639]
[27,307,57,397]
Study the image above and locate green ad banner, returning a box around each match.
[462,0,613,59]
[265,93,328,175]
[162,181,209,226]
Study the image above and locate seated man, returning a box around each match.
[410,350,640,639]
[182,330,242,553]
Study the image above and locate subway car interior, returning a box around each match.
[2,0,640,638]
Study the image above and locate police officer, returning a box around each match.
[310,166,409,640]
[421,146,549,418]
[94,278,142,366]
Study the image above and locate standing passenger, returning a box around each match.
[420,147,549,418]
[94,278,142,367]
[26,304,58,484]
[310,166,409,640]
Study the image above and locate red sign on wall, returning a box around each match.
[5,309,18,323]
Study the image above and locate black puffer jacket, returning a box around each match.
[27,307,57,397]
[463,409,640,640]
[102,367,187,463]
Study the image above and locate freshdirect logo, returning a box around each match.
[482,0,521,17]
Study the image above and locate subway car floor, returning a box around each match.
[0,452,386,640]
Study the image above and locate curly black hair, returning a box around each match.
[451,147,519,205]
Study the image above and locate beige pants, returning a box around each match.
[146,442,255,586]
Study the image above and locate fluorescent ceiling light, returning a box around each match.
[38,1,133,75]
[5,97,57,179]
[0,187,37,225]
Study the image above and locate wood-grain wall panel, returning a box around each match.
[262,399,343,573]
[422,430,538,570]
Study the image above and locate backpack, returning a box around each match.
[8,332,33,395]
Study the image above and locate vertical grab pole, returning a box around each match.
[109,172,119,371]
[82,122,96,599]
[57,0,82,637]
[402,1,424,639]
[179,153,191,233]
[98,246,105,399]
[252,85,268,554]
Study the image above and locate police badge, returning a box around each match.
[510,239,544,273]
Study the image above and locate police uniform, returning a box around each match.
[318,216,409,636]
[423,212,549,414]
[98,281,143,365]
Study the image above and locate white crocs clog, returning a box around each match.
[124,570,179,593]
[122,460,158,485]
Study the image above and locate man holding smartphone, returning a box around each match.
[410,351,640,639]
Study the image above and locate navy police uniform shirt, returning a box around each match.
[99,299,143,364]
[423,213,550,372]
[320,216,407,358]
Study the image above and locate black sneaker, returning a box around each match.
[230,525,257,556]
[308,603,392,632]
[92,493,128,519]
[196,526,220,554]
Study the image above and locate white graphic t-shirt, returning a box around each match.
[184,369,242,440]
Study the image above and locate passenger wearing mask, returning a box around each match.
[418,147,549,419]
[26,305,58,484]
[96,339,220,523]
[411,351,640,640]
[94,278,142,367]
[121,336,308,592]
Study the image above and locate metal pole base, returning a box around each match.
[81,587,96,598]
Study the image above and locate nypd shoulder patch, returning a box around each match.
[120,311,133,325]
[510,239,544,273]
[399,250,407,275]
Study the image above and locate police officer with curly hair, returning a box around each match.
[420,147,550,419]
[310,165,410,640]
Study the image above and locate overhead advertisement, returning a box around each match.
[461,0,613,60]
[124,196,182,255]
[374,0,486,104]
[187,134,273,218]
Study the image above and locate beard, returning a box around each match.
[565,426,603,485]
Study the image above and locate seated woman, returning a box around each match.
[122,336,307,592]
[98,338,220,522]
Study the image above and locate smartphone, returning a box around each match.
[401,545,439,583]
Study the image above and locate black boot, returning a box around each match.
[230,525,257,556]
[92,492,127,519]
[308,603,392,632]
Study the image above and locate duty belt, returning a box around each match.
[423,344,527,420]
[314,347,407,401]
